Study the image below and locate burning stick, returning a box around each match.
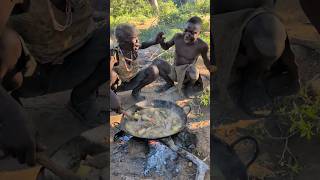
[161,138,209,180]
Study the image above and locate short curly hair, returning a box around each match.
[187,16,202,25]
[115,24,139,42]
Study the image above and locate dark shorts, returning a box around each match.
[15,26,107,97]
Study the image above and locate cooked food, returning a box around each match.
[124,108,183,138]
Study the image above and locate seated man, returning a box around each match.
[0,0,37,166]
[8,0,107,127]
[111,24,162,101]
[154,16,216,96]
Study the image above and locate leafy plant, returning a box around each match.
[111,0,210,44]
[200,88,210,107]
[275,88,320,140]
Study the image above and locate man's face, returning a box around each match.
[120,34,140,51]
[183,22,201,44]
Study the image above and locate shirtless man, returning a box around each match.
[111,24,161,102]
[154,16,216,96]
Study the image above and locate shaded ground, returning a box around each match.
[214,1,320,179]
[0,86,107,172]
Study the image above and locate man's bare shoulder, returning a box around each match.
[173,33,184,40]
[197,38,209,48]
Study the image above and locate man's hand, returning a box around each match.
[208,65,217,73]
[154,32,165,44]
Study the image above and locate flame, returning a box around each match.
[148,140,159,145]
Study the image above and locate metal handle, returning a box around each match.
[183,105,192,115]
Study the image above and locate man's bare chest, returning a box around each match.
[175,39,201,59]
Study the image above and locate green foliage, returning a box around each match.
[110,0,153,18]
[276,88,320,140]
[200,88,210,107]
[287,162,303,174]
[110,0,210,44]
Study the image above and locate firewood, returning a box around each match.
[161,138,209,180]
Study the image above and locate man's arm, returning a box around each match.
[140,32,166,49]
[140,40,158,49]
[201,43,216,73]
[160,34,175,50]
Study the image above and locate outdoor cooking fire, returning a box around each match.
[112,128,209,180]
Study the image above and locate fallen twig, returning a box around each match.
[36,153,81,180]
[161,138,209,180]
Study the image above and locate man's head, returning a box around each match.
[183,16,202,44]
[115,24,140,51]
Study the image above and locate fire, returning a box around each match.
[148,140,159,145]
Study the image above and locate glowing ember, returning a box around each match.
[148,140,159,145]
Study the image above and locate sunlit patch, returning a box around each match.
[187,120,210,130]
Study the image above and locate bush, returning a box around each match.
[110,0,153,18]
[111,0,210,44]
[276,88,320,140]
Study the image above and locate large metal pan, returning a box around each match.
[116,99,191,139]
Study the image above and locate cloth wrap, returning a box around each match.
[168,63,199,95]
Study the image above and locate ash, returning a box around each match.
[144,140,180,178]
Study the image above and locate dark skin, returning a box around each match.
[112,30,162,100]
[213,0,300,116]
[0,0,37,166]
[213,0,275,15]
[1,0,106,167]
[299,0,320,34]
[155,22,215,91]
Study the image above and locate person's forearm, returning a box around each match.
[300,0,320,34]
[0,0,16,35]
[140,41,157,49]
[204,59,213,70]
[160,41,172,50]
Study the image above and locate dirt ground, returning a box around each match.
[214,1,320,180]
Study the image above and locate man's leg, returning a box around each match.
[116,65,159,100]
[300,0,320,34]
[131,65,159,100]
[153,59,175,92]
[14,26,108,126]
[183,65,202,96]
[240,13,286,116]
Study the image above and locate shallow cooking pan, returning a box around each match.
[116,99,191,139]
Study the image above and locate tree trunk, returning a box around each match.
[148,0,159,13]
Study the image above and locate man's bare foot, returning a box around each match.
[155,83,174,93]
[242,80,272,117]
[132,90,146,101]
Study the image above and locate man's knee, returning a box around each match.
[111,70,118,85]
[147,65,159,80]
[110,90,121,110]
[153,58,171,74]
[187,66,199,81]
[244,14,286,62]
[1,29,22,70]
